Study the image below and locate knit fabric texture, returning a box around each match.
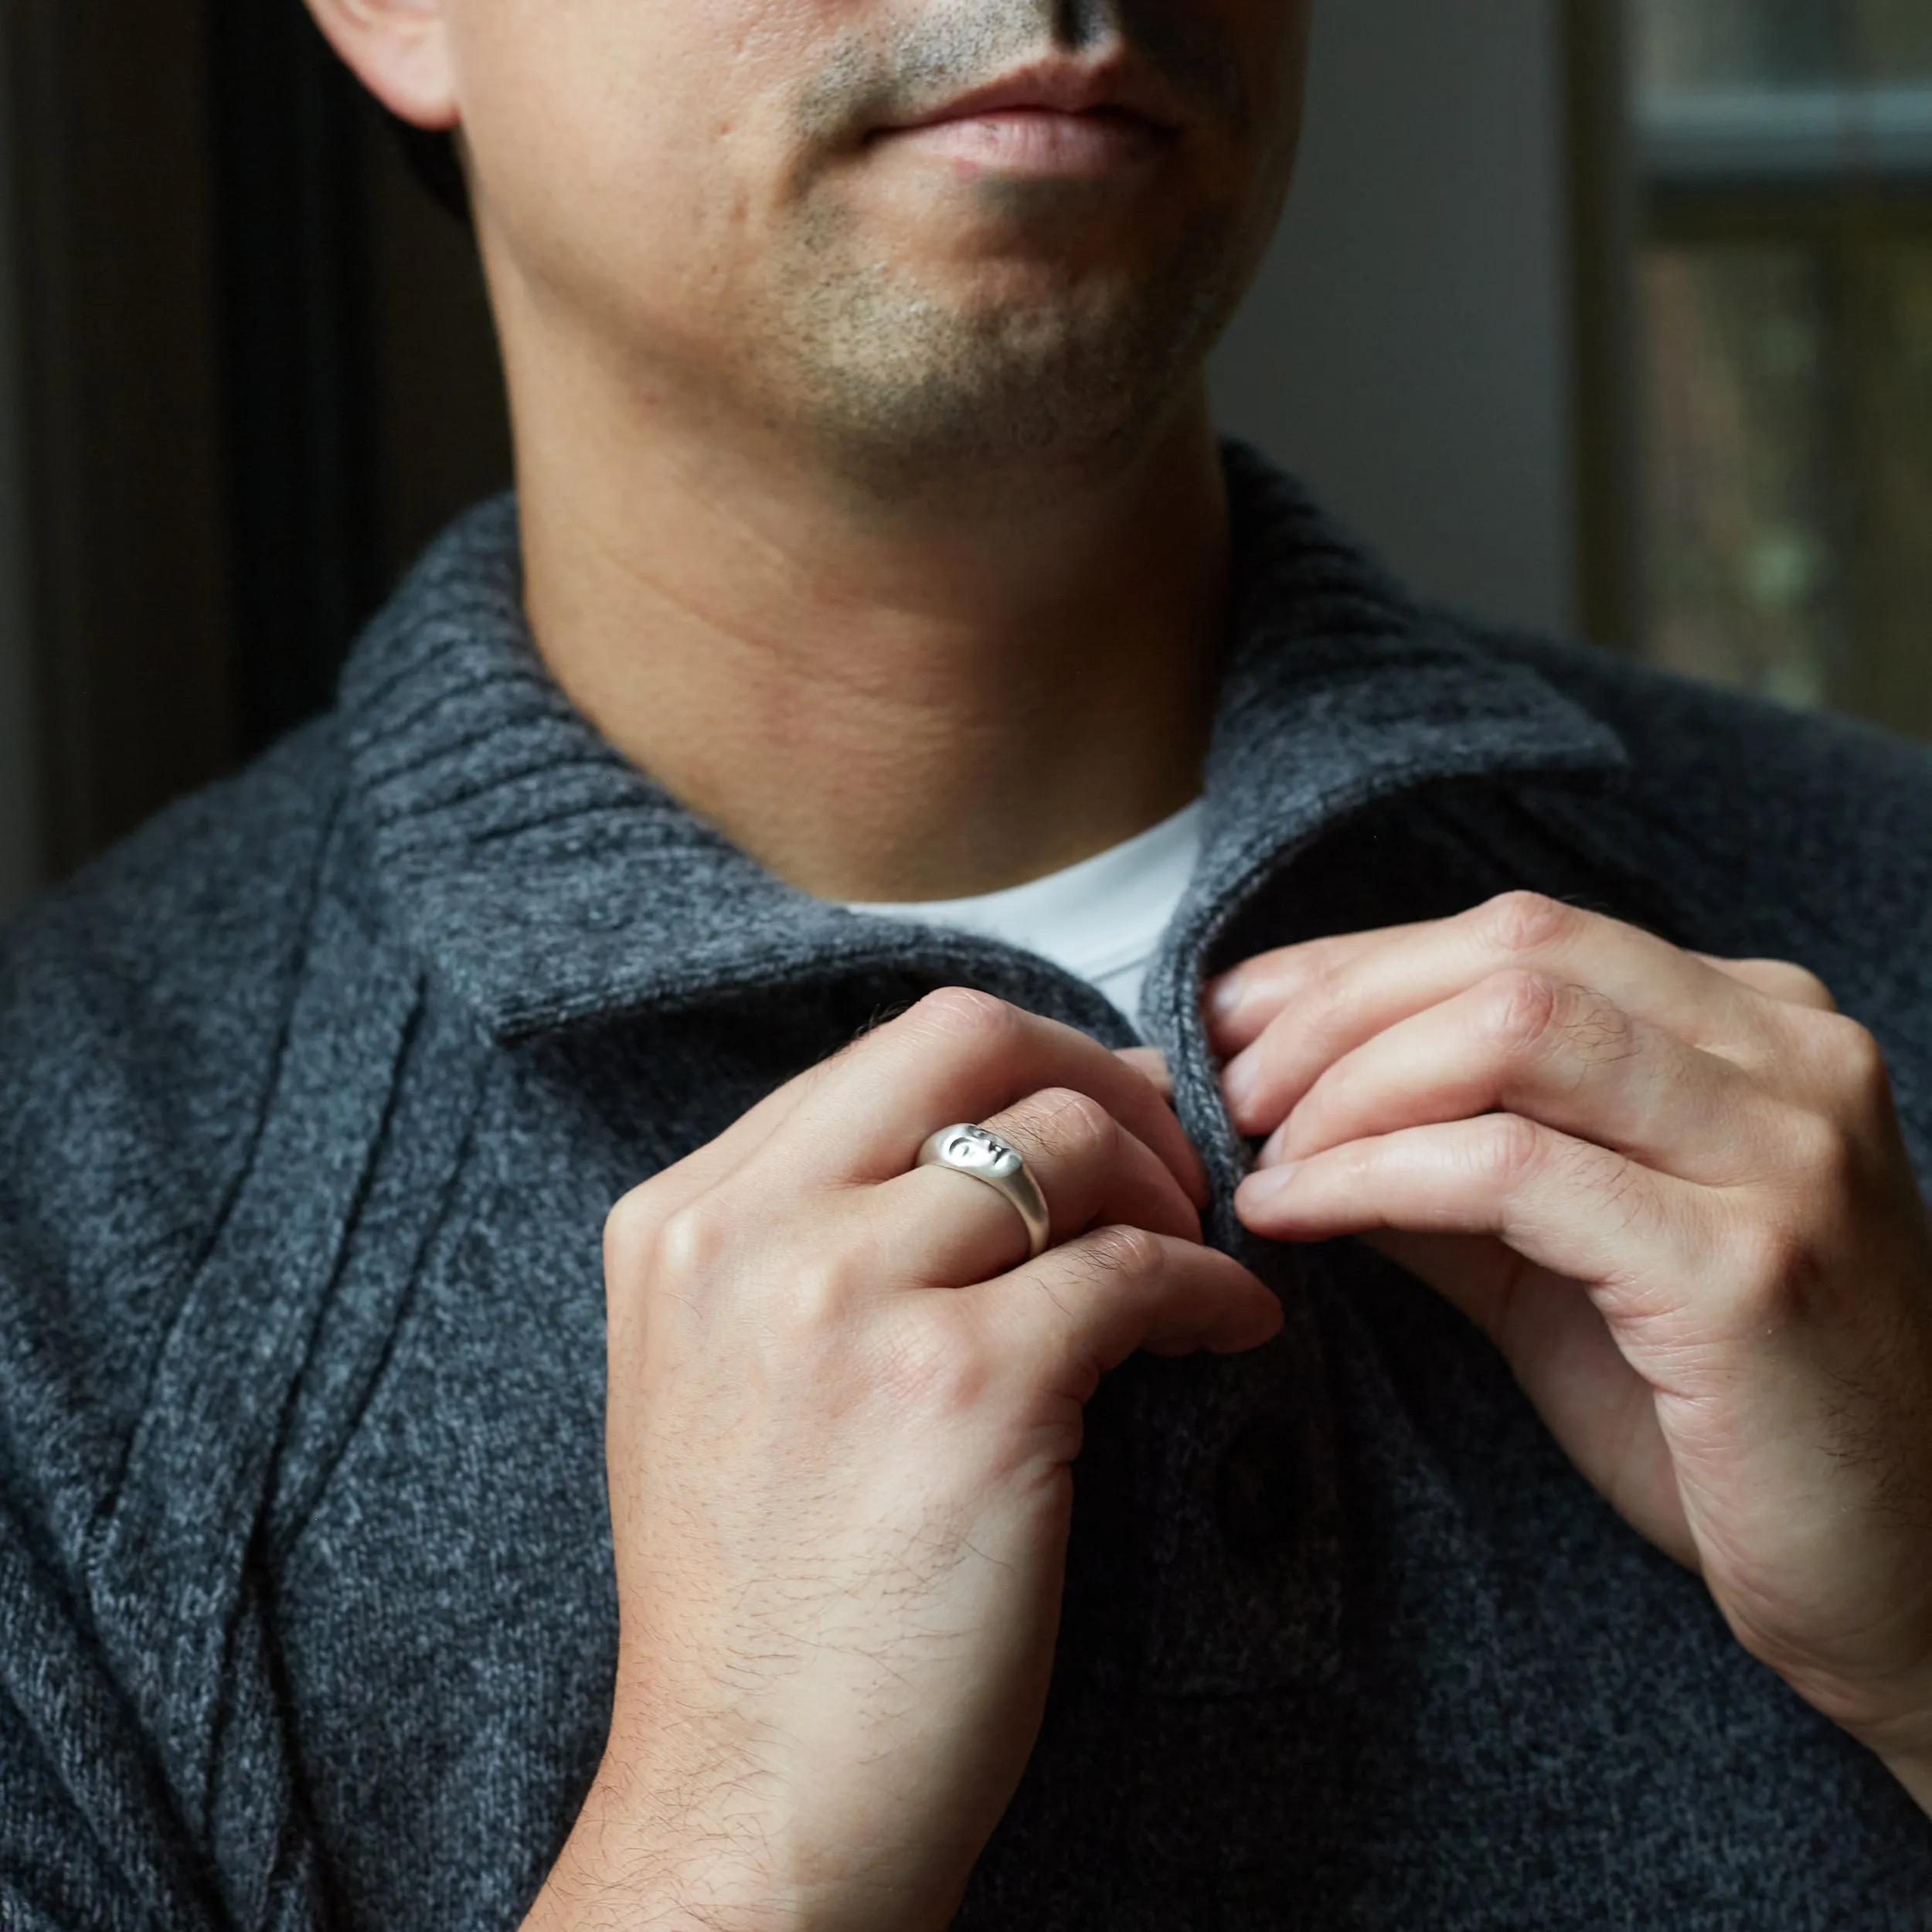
[5,447,1932,1930]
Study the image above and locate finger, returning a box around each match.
[611,995,1202,1257]
[973,1226,1281,1391]
[1115,1046,1174,1102]
[1235,1115,1713,1347]
[1206,920,1440,1053]
[870,1086,1203,1287]
[759,988,1210,1206]
[1265,970,1764,1187]
[1219,893,1771,1136]
[1696,954,1840,1012]
[616,992,1190,1219]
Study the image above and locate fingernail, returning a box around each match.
[1257,1123,1290,1168]
[1223,1046,1260,1111]
[1206,970,1246,1027]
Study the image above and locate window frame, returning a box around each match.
[1566,0,1932,666]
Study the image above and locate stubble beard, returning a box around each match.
[747,2,1284,513]
[764,204,1255,510]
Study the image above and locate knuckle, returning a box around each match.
[603,1184,661,1267]
[877,1315,993,1416]
[1820,1013,1890,1104]
[1477,889,1579,957]
[1777,1106,1856,1189]
[604,1182,692,1284]
[1013,1086,1114,1161]
[650,1198,735,1286]
[1302,958,1359,1039]
[1778,961,1837,1010]
[781,1253,866,1335]
[1470,1113,1549,1188]
[1475,968,1563,1056]
[1280,959,1364,1069]
[1079,1222,1165,1282]
[1724,1215,1823,1325]
[913,985,1019,1049]
[606,1194,736,1362]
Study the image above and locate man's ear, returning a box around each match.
[303,0,458,130]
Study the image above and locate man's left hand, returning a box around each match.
[1206,891,1932,1811]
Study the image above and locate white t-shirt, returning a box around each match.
[848,801,1205,1035]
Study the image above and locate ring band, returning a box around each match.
[917,1124,1052,1262]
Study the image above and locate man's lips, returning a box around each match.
[872,65,1179,177]
[889,63,1183,134]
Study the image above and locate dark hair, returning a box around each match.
[386,112,471,224]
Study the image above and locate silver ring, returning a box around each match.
[917,1124,1052,1262]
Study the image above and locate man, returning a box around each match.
[4,0,1932,1925]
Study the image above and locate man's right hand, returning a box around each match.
[520,988,1281,1932]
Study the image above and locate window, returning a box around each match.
[1630,0,1932,731]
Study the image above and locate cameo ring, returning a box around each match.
[917,1123,1052,1262]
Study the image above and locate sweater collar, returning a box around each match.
[338,445,1627,1042]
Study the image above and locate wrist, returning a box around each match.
[520,1755,811,1932]
[521,1837,807,1932]
[569,1680,970,1932]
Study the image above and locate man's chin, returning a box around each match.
[754,181,1251,509]
[780,312,1211,511]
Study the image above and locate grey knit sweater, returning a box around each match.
[5,450,1932,1930]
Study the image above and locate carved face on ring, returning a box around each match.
[941,1126,1027,1182]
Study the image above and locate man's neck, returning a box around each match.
[512,368,1230,905]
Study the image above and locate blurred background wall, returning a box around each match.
[1214,0,1583,638]
[0,0,1928,923]
[0,9,37,919]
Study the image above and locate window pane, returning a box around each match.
[1642,247,1835,707]
[1630,0,1932,733]
[1636,0,1932,90]
[1639,236,1932,728]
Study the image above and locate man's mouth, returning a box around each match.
[870,61,1182,178]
